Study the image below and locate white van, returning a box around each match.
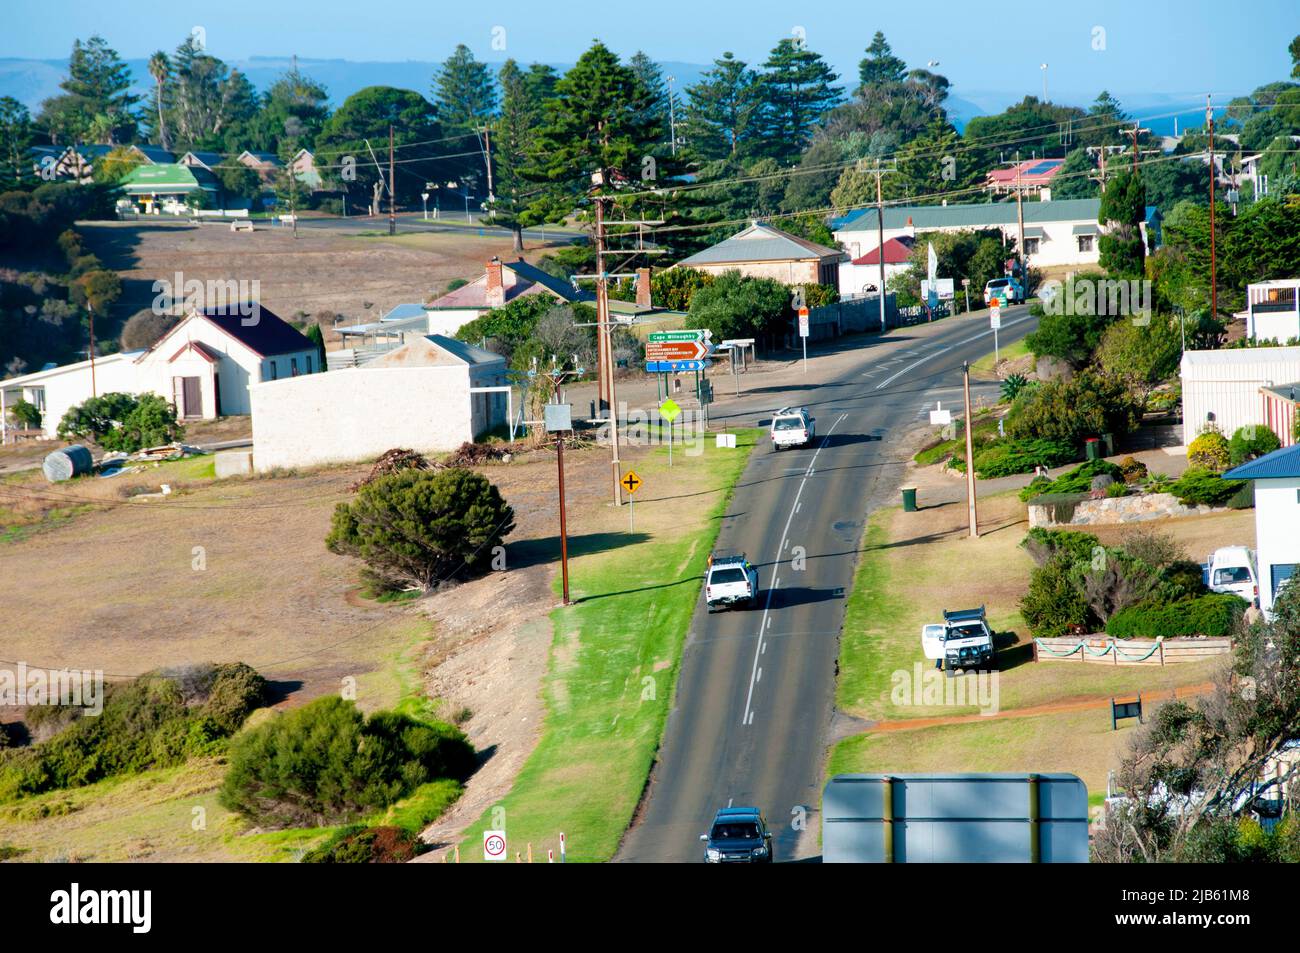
[1205,546,1259,605]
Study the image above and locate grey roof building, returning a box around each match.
[677,222,844,289]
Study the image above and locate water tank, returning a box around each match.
[43,445,94,482]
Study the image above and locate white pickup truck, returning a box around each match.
[921,606,997,677]
[770,407,815,450]
[705,553,759,612]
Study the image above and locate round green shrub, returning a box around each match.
[219,697,475,828]
[1228,425,1280,466]
[1188,427,1230,471]
[1020,554,1094,637]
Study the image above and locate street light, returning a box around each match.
[446,181,470,222]
[666,75,678,155]
[1040,63,1049,102]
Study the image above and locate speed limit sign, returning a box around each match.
[483,830,507,861]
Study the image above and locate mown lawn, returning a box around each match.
[453,429,762,862]
[828,490,1239,815]
[826,707,1139,802]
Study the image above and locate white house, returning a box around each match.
[1,351,143,443]
[1,305,319,440]
[833,197,1160,272]
[1224,444,1300,614]
[1180,347,1300,447]
[424,257,592,334]
[250,334,509,472]
[838,236,914,298]
[1242,279,1300,344]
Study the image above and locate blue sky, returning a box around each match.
[6,0,1297,103]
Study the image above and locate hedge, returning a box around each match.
[1021,527,1100,567]
[950,437,1077,478]
[1105,593,1248,639]
[0,663,265,802]
[1168,467,1248,507]
[1019,458,1124,502]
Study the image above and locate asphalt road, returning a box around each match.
[615,305,1037,863]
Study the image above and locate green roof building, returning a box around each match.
[119,163,221,210]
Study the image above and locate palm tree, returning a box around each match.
[148,51,172,150]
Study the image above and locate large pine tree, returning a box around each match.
[37,35,139,144]
[858,32,908,89]
[489,60,548,250]
[1098,168,1148,279]
[434,45,498,138]
[755,38,842,164]
[523,42,661,223]
[683,52,762,162]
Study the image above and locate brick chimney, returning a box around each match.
[485,257,504,308]
[636,267,652,309]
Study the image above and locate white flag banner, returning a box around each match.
[927,242,938,282]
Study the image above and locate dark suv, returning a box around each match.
[700,807,774,863]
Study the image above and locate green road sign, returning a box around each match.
[659,398,682,422]
[648,330,710,343]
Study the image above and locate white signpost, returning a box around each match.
[798,306,809,374]
[929,402,953,427]
[990,304,1002,363]
[483,830,507,861]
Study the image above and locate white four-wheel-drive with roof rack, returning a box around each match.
[704,552,759,612]
[770,406,815,450]
[921,605,997,677]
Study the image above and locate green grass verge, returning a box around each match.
[912,411,1000,467]
[971,336,1031,374]
[454,429,762,862]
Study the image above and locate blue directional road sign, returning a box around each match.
[646,359,713,373]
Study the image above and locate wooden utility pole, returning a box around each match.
[87,301,97,397]
[1014,151,1025,269]
[557,427,570,605]
[1126,125,1149,174]
[592,183,622,507]
[388,124,396,236]
[876,172,886,332]
[594,192,610,414]
[860,162,895,331]
[481,126,494,206]
[962,361,978,538]
[1207,95,1218,319]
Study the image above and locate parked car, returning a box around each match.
[700,807,774,863]
[705,552,758,612]
[921,605,996,676]
[984,277,1024,306]
[770,406,815,450]
[1203,546,1259,606]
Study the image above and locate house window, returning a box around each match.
[306,355,313,374]
[268,361,278,381]
[1273,564,1298,598]
[1024,237,1041,255]
[1077,234,1095,253]
[291,358,299,377]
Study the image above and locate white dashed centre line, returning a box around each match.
[740,412,846,726]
